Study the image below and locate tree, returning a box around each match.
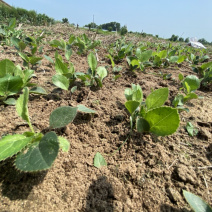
[120,25,128,36]
[84,22,98,29]
[62,18,69,24]
[179,37,184,42]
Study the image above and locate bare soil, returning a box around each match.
[0,24,211,212]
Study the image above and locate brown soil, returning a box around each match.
[0,24,211,212]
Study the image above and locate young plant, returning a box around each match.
[78,52,107,87]
[52,55,77,90]
[125,84,180,136]
[173,75,201,109]
[0,59,46,105]
[74,34,101,55]
[0,87,95,172]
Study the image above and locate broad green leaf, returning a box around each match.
[169,56,179,63]
[145,107,180,136]
[125,88,133,101]
[55,58,69,74]
[184,82,191,94]
[0,134,33,161]
[168,50,176,57]
[77,104,96,113]
[158,50,167,59]
[15,132,59,172]
[136,117,150,133]
[130,59,139,70]
[0,59,16,77]
[16,87,30,123]
[58,136,70,152]
[29,87,47,95]
[146,87,169,110]
[200,61,212,71]
[65,49,72,61]
[0,75,23,96]
[49,106,77,129]
[183,75,201,91]
[50,39,62,47]
[94,152,107,168]
[178,73,184,81]
[177,55,186,64]
[88,52,97,73]
[52,74,69,90]
[125,100,140,115]
[138,50,152,63]
[132,84,143,102]
[183,190,212,212]
[97,67,107,81]
[29,56,42,65]
[3,98,16,105]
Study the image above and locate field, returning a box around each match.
[0,23,211,212]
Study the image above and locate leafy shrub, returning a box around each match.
[62,18,69,24]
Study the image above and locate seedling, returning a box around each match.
[77,52,107,87]
[0,59,46,105]
[0,87,96,172]
[125,84,180,136]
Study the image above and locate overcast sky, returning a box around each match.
[5,0,212,42]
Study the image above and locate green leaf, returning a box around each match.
[16,87,30,123]
[52,74,69,90]
[183,75,201,92]
[29,87,47,95]
[58,136,70,152]
[178,73,184,81]
[88,52,97,73]
[125,100,140,115]
[186,122,198,137]
[158,50,167,59]
[145,107,180,136]
[124,88,133,101]
[0,75,23,96]
[29,56,42,65]
[71,86,77,93]
[3,98,16,105]
[183,93,198,103]
[136,117,150,133]
[44,55,54,64]
[15,132,59,172]
[18,52,29,63]
[132,84,143,102]
[49,106,78,129]
[94,152,107,168]
[55,58,69,74]
[0,134,33,161]
[200,61,212,71]
[77,104,96,113]
[9,18,16,29]
[169,56,179,63]
[0,59,16,77]
[183,190,212,212]
[172,94,184,107]
[146,87,169,110]
[138,50,152,62]
[177,55,186,64]
[97,66,107,81]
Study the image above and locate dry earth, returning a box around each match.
[0,24,211,212]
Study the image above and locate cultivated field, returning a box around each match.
[0,23,211,211]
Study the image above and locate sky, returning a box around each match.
[5,0,212,42]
